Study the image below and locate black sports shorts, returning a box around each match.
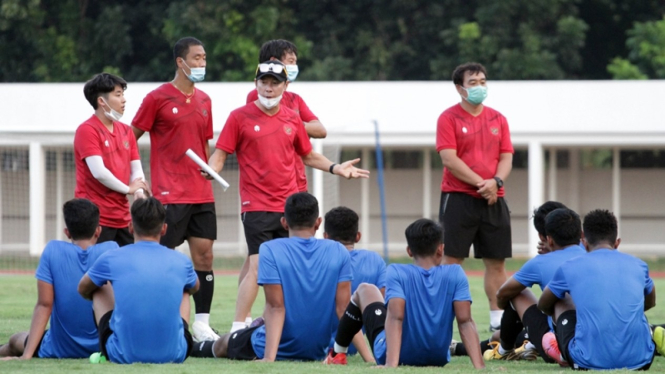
[23,331,45,358]
[439,192,512,259]
[362,302,387,353]
[98,226,133,247]
[161,203,217,249]
[226,325,260,360]
[241,211,288,256]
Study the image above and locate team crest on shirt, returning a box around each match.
[123,141,129,149]
[172,107,178,114]
[490,127,499,135]
[104,140,109,147]
[254,125,260,132]
[284,125,292,135]
[202,109,208,117]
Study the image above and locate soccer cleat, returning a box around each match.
[483,341,510,360]
[654,326,665,356]
[89,352,107,364]
[323,348,347,365]
[449,339,458,356]
[542,332,569,367]
[192,321,221,343]
[506,340,538,361]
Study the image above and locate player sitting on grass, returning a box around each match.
[0,199,118,360]
[538,209,657,370]
[324,218,485,369]
[323,206,386,362]
[483,206,586,362]
[78,197,200,364]
[191,192,352,362]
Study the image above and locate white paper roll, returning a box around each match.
[185,149,230,191]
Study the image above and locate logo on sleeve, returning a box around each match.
[202,109,208,117]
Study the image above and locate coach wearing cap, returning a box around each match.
[207,60,370,333]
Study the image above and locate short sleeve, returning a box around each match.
[215,112,239,154]
[131,93,158,132]
[499,116,514,154]
[513,257,540,288]
[338,246,353,283]
[35,242,54,285]
[546,266,568,299]
[126,124,140,161]
[452,266,472,302]
[205,100,213,140]
[375,256,387,289]
[257,244,280,285]
[642,261,654,296]
[436,111,457,152]
[293,119,313,156]
[75,124,103,160]
[183,257,198,290]
[246,89,258,104]
[295,95,318,123]
[384,265,405,302]
[86,252,112,287]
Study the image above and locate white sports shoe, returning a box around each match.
[192,321,220,342]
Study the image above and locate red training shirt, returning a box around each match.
[74,115,140,228]
[247,89,318,192]
[132,83,214,205]
[436,103,514,198]
[216,103,313,213]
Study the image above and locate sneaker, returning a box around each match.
[192,321,221,342]
[449,339,458,356]
[89,352,107,364]
[322,348,347,365]
[506,340,538,361]
[653,326,665,356]
[542,332,568,367]
[483,341,510,360]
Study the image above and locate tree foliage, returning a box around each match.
[0,0,663,82]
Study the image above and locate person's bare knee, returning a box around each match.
[213,334,232,358]
[8,332,28,356]
[92,284,115,325]
[511,289,538,318]
[444,255,464,265]
[354,283,384,312]
[189,237,214,271]
[553,294,576,321]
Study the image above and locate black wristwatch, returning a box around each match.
[493,176,504,188]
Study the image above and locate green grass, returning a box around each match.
[1,273,665,373]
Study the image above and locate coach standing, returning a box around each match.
[132,37,218,340]
[436,62,514,331]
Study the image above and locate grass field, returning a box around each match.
[1,263,665,373]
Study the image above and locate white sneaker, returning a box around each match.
[192,321,220,342]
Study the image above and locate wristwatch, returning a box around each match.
[493,176,504,188]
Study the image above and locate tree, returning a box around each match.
[607,16,665,79]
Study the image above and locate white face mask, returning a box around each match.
[101,97,123,121]
[258,94,282,109]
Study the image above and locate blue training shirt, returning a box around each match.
[513,244,586,291]
[35,240,117,358]
[329,249,387,355]
[252,237,352,361]
[373,263,471,366]
[86,241,197,364]
[547,249,654,370]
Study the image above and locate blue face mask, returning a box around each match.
[462,85,488,105]
[182,60,206,83]
[285,64,299,82]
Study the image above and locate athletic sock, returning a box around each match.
[190,340,216,358]
[244,317,253,326]
[334,343,348,355]
[499,305,523,350]
[230,321,246,333]
[490,309,504,329]
[195,313,210,325]
[334,301,363,351]
[193,270,214,315]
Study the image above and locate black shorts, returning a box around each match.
[97,310,193,361]
[98,226,133,247]
[23,331,45,358]
[362,302,387,353]
[241,212,288,256]
[439,192,512,259]
[161,203,217,249]
[227,325,260,360]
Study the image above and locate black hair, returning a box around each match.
[130,197,166,237]
[173,37,204,65]
[324,206,359,244]
[544,208,582,247]
[533,201,568,237]
[258,39,298,63]
[582,209,618,247]
[83,73,127,109]
[63,198,100,240]
[452,62,487,86]
[284,192,319,229]
[405,219,443,258]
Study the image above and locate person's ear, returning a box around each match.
[94,226,102,239]
[314,217,322,231]
[128,222,135,236]
[406,246,413,258]
[64,228,72,240]
[614,237,621,249]
[355,232,361,244]
[280,217,289,231]
[546,235,555,249]
[160,223,168,237]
